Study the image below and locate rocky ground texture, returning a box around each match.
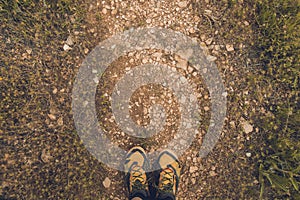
[2,0,295,199]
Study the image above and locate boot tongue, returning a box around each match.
[130,180,149,199]
[132,179,145,191]
[130,189,148,199]
[134,179,142,185]
[160,182,174,197]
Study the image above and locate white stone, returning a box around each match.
[242,121,253,133]
[102,8,107,14]
[189,166,198,173]
[222,92,228,97]
[205,38,213,45]
[103,177,111,188]
[52,88,58,94]
[111,9,117,15]
[191,178,196,184]
[48,114,56,121]
[146,18,152,24]
[244,21,249,26]
[177,59,188,70]
[207,55,217,62]
[142,58,147,64]
[180,76,186,83]
[189,27,195,34]
[26,49,32,54]
[93,77,99,83]
[66,36,74,46]
[226,44,234,52]
[63,44,72,51]
[178,1,188,8]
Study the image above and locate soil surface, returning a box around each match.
[1,0,269,199]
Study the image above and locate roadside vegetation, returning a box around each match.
[251,0,300,198]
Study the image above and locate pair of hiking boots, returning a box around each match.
[124,147,181,200]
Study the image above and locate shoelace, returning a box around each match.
[159,168,174,192]
[131,165,146,190]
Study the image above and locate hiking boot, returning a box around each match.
[154,149,181,200]
[124,146,150,199]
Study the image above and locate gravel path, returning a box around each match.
[1,0,264,199]
[85,0,260,199]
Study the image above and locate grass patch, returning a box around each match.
[252,0,300,198]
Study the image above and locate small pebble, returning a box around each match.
[189,166,198,173]
[66,36,74,46]
[226,44,234,52]
[102,8,107,14]
[111,9,117,15]
[53,88,58,94]
[242,121,253,133]
[84,48,89,54]
[146,18,152,24]
[178,1,188,8]
[103,177,111,188]
[41,149,52,163]
[63,44,72,51]
[205,38,213,45]
[48,114,56,121]
[26,49,32,55]
[207,55,217,62]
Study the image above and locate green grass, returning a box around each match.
[252,0,300,198]
[0,0,86,46]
